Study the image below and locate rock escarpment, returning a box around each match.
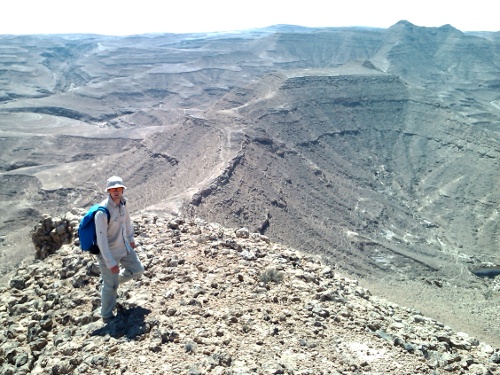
[1,213,499,374]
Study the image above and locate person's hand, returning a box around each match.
[130,241,136,249]
[110,265,120,274]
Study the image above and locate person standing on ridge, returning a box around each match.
[95,175,144,323]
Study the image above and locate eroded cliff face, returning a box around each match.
[190,71,498,276]
[186,71,500,345]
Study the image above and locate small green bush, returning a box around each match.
[185,342,196,353]
[259,268,284,285]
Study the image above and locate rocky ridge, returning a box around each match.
[1,212,499,374]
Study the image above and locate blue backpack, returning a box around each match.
[78,205,110,254]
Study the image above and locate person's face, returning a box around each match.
[108,187,124,200]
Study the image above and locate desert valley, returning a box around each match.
[0,21,499,373]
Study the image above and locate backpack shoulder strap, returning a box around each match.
[97,206,110,224]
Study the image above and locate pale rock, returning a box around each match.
[235,227,250,238]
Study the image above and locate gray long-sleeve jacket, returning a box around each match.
[95,196,135,269]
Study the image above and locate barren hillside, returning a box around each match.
[1,214,498,374]
[0,21,499,346]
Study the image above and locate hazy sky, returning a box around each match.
[2,0,498,35]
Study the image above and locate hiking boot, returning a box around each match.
[102,314,116,323]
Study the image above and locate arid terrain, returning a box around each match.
[1,214,498,374]
[0,20,499,351]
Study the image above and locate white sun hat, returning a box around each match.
[106,176,127,191]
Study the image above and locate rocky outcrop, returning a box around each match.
[1,213,498,374]
[30,211,80,260]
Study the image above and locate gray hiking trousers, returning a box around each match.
[97,248,144,319]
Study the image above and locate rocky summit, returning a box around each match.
[1,212,498,374]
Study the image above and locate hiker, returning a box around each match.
[95,175,144,322]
